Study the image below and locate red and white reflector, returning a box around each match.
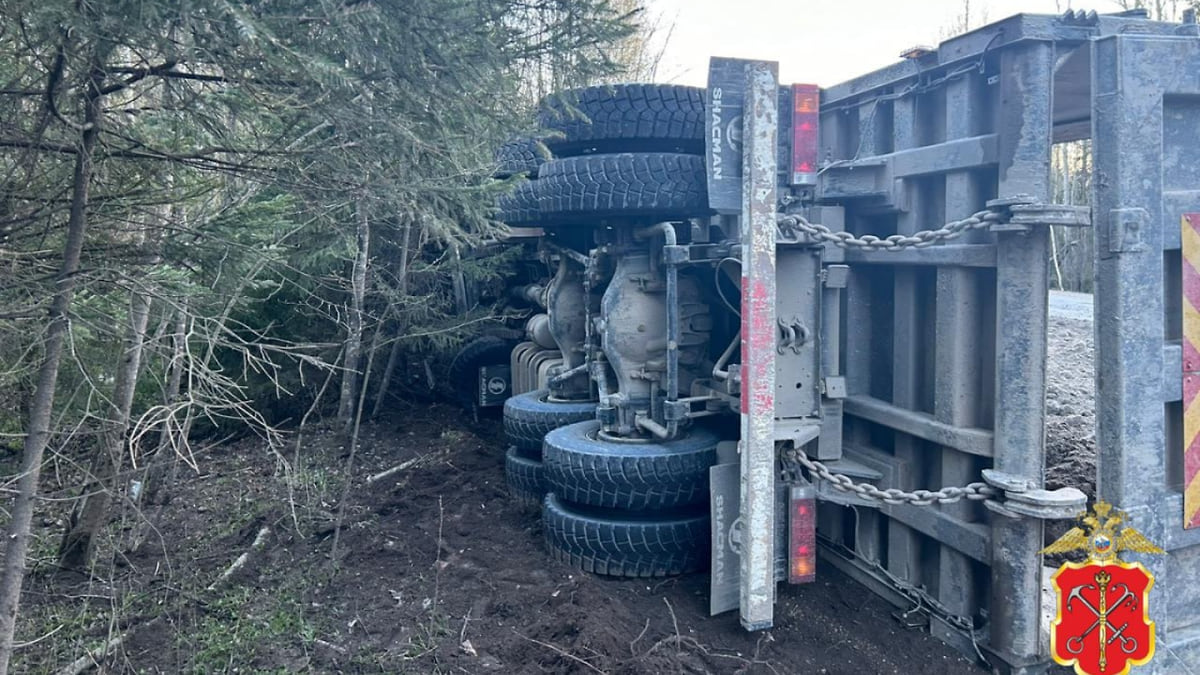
[790,84,819,187]
[788,483,816,584]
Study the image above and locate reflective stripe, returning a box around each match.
[1182,213,1200,529]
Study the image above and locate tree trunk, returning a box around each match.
[0,63,104,674]
[330,320,383,563]
[129,303,188,554]
[371,220,411,419]
[58,288,152,568]
[142,303,188,506]
[450,245,469,315]
[338,199,370,428]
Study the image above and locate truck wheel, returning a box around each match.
[494,138,548,178]
[538,84,704,156]
[537,153,709,223]
[542,420,718,510]
[496,180,542,226]
[447,336,511,408]
[503,389,596,458]
[542,493,709,577]
[505,446,545,506]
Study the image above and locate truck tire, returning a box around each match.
[537,153,709,222]
[495,138,548,178]
[503,389,596,458]
[542,420,718,509]
[542,493,709,577]
[447,336,511,408]
[495,180,542,226]
[538,84,704,156]
[505,446,545,506]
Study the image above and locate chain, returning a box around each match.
[777,208,1005,251]
[783,447,998,506]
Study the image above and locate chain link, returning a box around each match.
[777,209,1005,251]
[791,451,995,664]
[783,447,998,506]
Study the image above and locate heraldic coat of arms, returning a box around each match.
[1041,501,1165,675]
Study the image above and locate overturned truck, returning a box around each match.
[487,9,1200,674]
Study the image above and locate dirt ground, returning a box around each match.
[16,404,986,674]
[11,315,1099,674]
[1045,314,1096,501]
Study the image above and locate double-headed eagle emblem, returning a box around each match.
[1041,501,1164,561]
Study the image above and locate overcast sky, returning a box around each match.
[645,0,1136,87]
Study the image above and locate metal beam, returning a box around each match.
[738,60,779,632]
[844,395,994,456]
[884,505,990,563]
[989,42,1053,672]
[844,245,997,268]
[934,71,988,650]
[885,93,923,589]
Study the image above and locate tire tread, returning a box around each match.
[537,153,707,221]
[542,421,717,509]
[504,447,545,506]
[538,84,704,155]
[542,494,708,577]
[503,390,595,456]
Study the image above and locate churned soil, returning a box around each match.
[16,404,984,674]
[14,307,1098,674]
[1045,313,1097,502]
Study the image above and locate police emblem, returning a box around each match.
[1041,501,1165,675]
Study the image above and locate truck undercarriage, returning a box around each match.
[481,9,1200,673]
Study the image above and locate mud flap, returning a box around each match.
[709,460,788,616]
[477,364,511,407]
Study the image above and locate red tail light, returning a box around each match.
[790,84,819,187]
[788,484,816,583]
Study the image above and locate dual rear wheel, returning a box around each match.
[499,83,717,577]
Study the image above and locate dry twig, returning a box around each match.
[663,597,682,654]
[629,618,650,656]
[365,455,425,484]
[513,630,607,674]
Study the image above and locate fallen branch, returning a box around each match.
[207,526,271,591]
[513,630,607,674]
[365,455,425,485]
[52,618,159,675]
[53,635,125,675]
[14,623,64,650]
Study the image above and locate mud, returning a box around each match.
[14,313,1099,674]
[17,405,983,674]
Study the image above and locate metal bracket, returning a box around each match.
[985,194,1036,210]
[663,244,690,265]
[1103,207,1150,256]
[663,399,689,421]
[821,376,847,399]
[1009,203,1092,227]
[985,195,1091,232]
[822,264,850,289]
[981,469,1087,520]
